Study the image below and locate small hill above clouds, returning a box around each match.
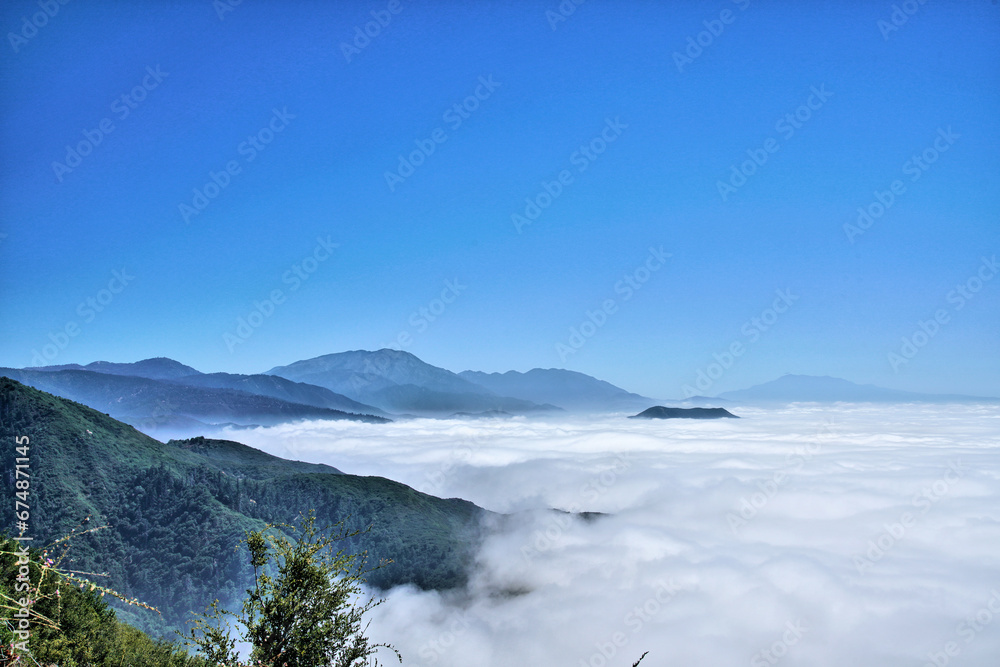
[629,406,739,420]
[459,368,655,412]
[718,374,1000,404]
[266,349,559,416]
[27,356,202,380]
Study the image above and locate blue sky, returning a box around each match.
[1,0,998,398]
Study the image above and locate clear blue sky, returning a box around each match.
[1,0,998,398]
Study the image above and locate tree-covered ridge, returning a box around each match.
[0,377,487,640]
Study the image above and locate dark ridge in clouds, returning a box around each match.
[629,406,739,419]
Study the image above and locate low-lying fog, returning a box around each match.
[226,404,1000,666]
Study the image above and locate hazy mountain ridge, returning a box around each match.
[369,382,559,416]
[0,367,388,431]
[16,351,657,421]
[267,349,491,396]
[266,349,561,416]
[718,374,1000,404]
[10,354,995,435]
[27,356,203,380]
[168,371,387,417]
[459,368,654,412]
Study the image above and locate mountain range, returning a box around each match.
[4,349,660,432]
[0,367,388,433]
[4,353,996,436]
[24,357,202,380]
[266,349,564,416]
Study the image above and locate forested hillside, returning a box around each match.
[0,377,486,639]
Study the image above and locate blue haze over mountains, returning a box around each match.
[1,349,995,437]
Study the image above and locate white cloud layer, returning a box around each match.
[226,403,1000,666]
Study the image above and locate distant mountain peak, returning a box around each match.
[719,375,998,404]
[266,349,554,415]
[266,348,429,376]
[27,357,202,380]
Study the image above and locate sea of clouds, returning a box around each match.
[226,403,1000,667]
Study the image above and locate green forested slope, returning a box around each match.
[0,377,486,639]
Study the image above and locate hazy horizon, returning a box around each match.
[10,348,1000,403]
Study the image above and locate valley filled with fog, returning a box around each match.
[228,403,1000,666]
